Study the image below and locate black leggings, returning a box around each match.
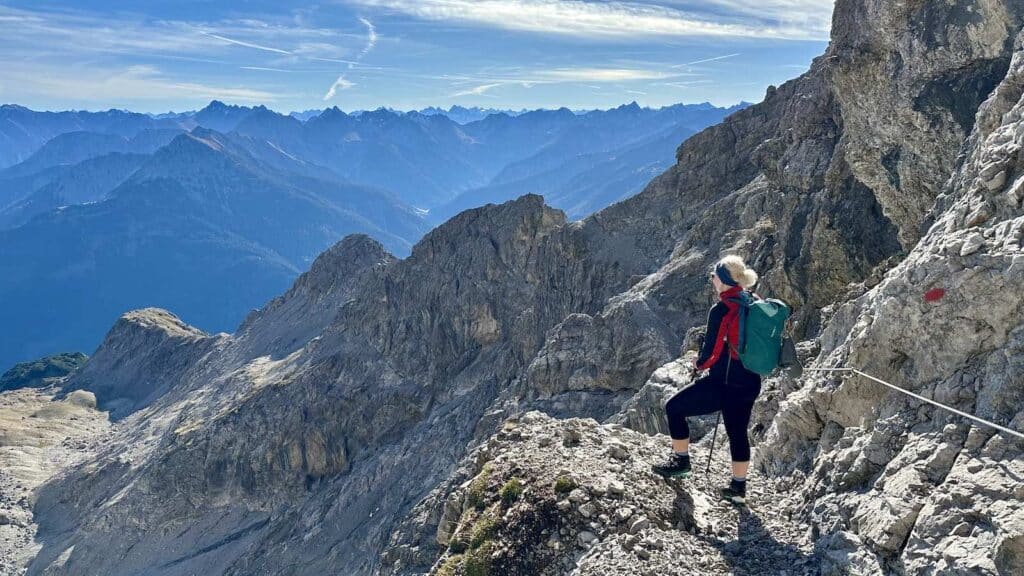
[664,359,761,462]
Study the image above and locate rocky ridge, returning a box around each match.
[387,411,816,576]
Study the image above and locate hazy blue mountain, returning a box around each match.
[0,152,149,229]
[543,123,704,218]
[0,128,429,370]
[0,131,130,178]
[0,129,182,221]
[0,99,741,371]
[418,105,529,124]
[300,105,529,124]
[0,104,185,169]
[231,106,490,207]
[147,110,197,121]
[289,109,323,122]
[2,100,741,214]
[191,100,260,133]
[0,128,180,180]
[433,102,747,222]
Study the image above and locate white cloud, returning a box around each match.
[538,67,674,82]
[0,5,382,107]
[663,79,715,88]
[440,66,684,89]
[324,75,356,100]
[199,31,294,55]
[694,0,833,27]
[451,82,503,97]
[675,53,740,67]
[357,17,377,60]
[323,17,377,99]
[241,66,294,72]
[0,62,282,104]
[443,65,694,97]
[349,0,830,40]
[0,6,361,64]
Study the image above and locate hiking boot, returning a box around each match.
[719,479,747,505]
[652,453,691,479]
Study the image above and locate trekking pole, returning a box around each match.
[705,413,720,474]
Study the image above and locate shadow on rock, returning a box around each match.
[697,505,819,576]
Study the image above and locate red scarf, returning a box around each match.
[696,285,744,370]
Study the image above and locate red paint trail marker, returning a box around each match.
[924,288,945,302]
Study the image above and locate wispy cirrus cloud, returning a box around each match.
[0,1,832,113]
[0,5,355,60]
[356,17,377,58]
[323,17,377,100]
[538,67,675,82]
[199,31,294,55]
[451,82,503,97]
[675,53,740,67]
[348,0,831,40]
[0,5,384,106]
[0,62,284,103]
[446,65,691,98]
[692,0,833,28]
[241,66,295,73]
[663,79,715,88]
[324,76,356,99]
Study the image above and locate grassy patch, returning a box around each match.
[436,554,463,576]
[464,542,493,576]
[553,475,576,495]
[465,462,493,511]
[448,535,469,554]
[469,510,499,549]
[500,478,523,507]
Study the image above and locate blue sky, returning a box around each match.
[0,1,834,113]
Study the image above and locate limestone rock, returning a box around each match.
[388,413,815,576]
[761,21,1024,575]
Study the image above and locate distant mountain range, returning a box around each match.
[0,99,745,370]
[290,105,533,124]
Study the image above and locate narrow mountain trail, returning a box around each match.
[681,442,819,576]
[395,411,819,576]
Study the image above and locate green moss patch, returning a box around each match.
[500,478,523,507]
[553,475,576,495]
[465,462,493,511]
[464,542,493,576]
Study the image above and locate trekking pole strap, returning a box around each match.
[805,367,1024,441]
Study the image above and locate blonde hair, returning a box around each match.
[717,255,759,289]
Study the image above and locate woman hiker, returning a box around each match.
[652,255,762,505]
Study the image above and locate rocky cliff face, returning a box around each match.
[762,26,1024,574]
[12,1,1024,575]
[24,194,642,576]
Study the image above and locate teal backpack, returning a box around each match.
[729,292,792,376]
